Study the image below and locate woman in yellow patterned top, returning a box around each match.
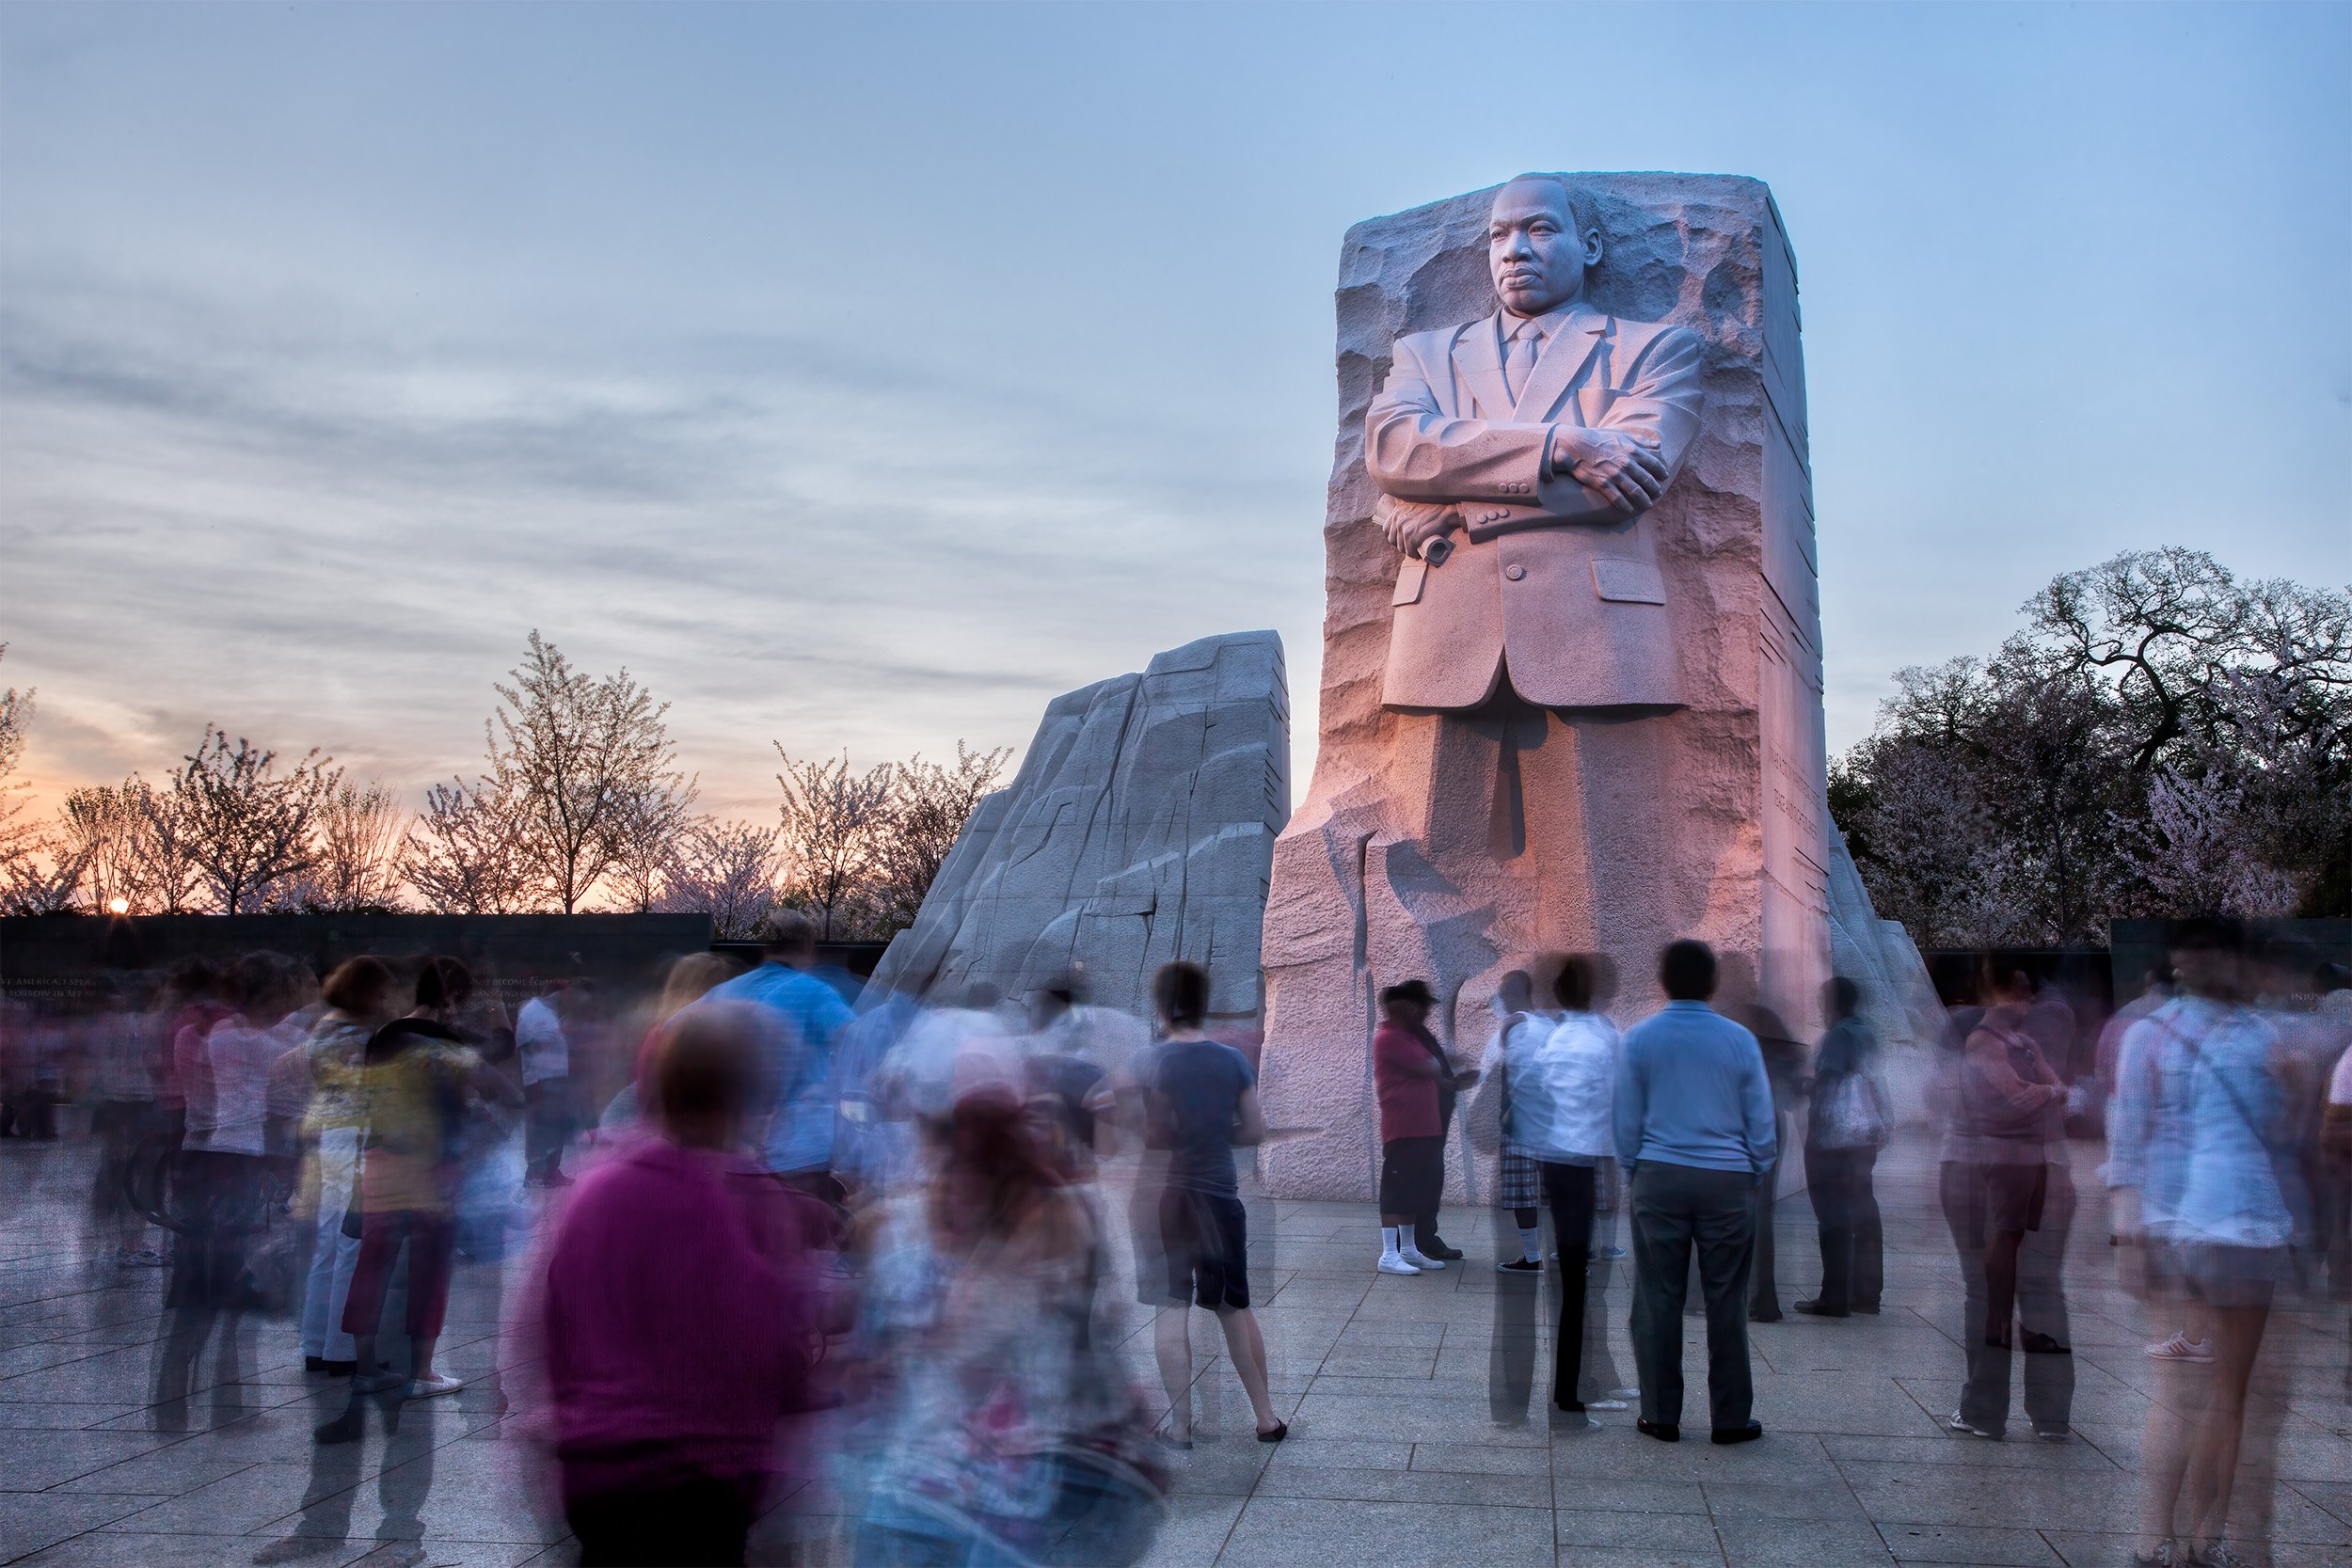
[292,957,397,1373]
[319,958,522,1431]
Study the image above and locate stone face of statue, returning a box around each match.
[1486,178,1603,318]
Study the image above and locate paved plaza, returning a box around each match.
[2,1134,2346,1568]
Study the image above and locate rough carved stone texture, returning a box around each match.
[1826,826,1947,1126]
[868,631,1290,1020]
[1825,828,1944,1052]
[1261,175,1830,1201]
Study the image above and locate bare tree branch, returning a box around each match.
[773,749,894,942]
[169,727,339,913]
[486,631,686,913]
[402,777,532,914]
[655,816,783,939]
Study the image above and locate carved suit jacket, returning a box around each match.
[1365,301,1705,712]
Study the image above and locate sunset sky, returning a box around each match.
[5,2,2346,830]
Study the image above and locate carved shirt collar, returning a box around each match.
[1495,298,1598,352]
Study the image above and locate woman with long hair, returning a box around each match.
[855,1079,1165,1564]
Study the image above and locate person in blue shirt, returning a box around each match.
[1615,939,1776,1446]
[691,913,854,1197]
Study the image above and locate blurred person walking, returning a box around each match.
[2323,965,2352,1390]
[516,978,580,1187]
[1935,960,2073,1442]
[531,1004,826,1568]
[1138,961,1285,1447]
[855,1087,1165,1566]
[155,954,304,1417]
[291,958,396,1374]
[1617,939,1775,1445]
[317,957,523,1440]
[85,978,167,1267]
[1479,970,1555,1277]
[1373,979,1464,1274]
[1739,1000,1804,1323]
[595,952,732,1136]
[696,913,855,1201]
[1798,977,1888,1317]
[2109,919,2299,1567]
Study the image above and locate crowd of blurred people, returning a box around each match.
[0,908,2346,1567]
[1381,922,2350,1564]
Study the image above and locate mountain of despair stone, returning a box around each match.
[868,630,1289,1021]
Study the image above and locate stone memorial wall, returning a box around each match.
[1261,174,1831,1201]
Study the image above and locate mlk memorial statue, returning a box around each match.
[1261,173,1830,1200]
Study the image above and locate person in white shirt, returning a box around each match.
[1500,957,1623,1423]
[516,982,578,1186]
[158,953,307,1413]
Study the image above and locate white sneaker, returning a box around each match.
[1377,1253,1422,1275]
[1399,1248,1446,1271]
[405,1372,464,1400]
[2145,1333,2214,1364]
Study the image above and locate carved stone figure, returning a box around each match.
[1259,173,1830,1202]
[1372,176,1707,713]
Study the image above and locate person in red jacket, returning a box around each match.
[1373,980,1471,1274]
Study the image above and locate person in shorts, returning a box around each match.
[1136,961,1286,1447]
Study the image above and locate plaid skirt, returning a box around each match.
[1498,1146,1543,1209]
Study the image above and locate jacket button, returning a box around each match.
[1503,563,1526,581]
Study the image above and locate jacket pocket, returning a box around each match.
[1590,559,1666,605]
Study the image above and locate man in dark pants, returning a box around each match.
[1616,940,1777,1445]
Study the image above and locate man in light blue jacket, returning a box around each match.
[691,912,853,1196]
[1615,939,1776,1445]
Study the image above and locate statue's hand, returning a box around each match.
[1558,428,1671,514]
[1375,495,1458,558]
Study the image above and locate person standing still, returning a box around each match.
[1520,958,1625,1424]
[1798,977,1887,1317]
[1374,981,1462,1274]
[1617,940,1775,1444]
[1143,961,1286,1445]
[517,980,576,1188]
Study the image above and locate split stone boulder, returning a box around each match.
[868,630,1290,1021]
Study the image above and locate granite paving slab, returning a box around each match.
[1,1134,2344,1566]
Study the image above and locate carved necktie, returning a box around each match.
[1503,318,1542,404]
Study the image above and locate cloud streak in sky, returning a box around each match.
[0,259,1320,820]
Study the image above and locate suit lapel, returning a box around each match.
[1449,314,1512,420]
[1511,304,1609,423]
